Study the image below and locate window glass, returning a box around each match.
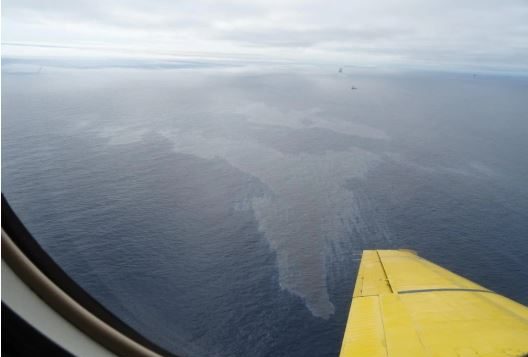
[3,1,528,356]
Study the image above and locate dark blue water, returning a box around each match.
[2,64,528,356]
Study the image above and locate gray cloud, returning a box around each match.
[215,26,411,48]
[2,0,528,72]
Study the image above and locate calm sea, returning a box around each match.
[3,63,528,356]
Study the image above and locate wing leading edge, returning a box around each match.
[340,250,528,357]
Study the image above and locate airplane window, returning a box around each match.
[2,1,528,356]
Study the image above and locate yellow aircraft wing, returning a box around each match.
[340,250,528,357]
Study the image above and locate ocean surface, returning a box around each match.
[2,62,528,356]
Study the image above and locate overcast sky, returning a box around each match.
[2,0,528,72]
